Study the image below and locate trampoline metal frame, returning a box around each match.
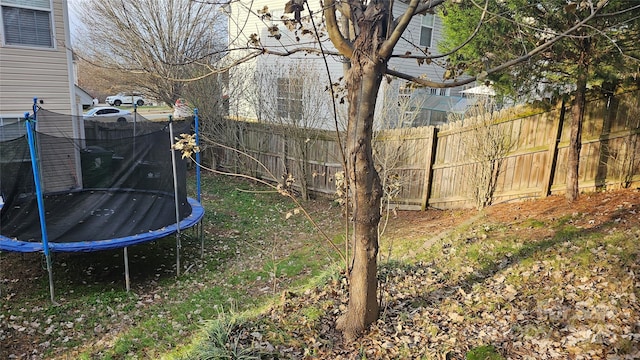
[0,197,205,252]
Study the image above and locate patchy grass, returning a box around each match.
[176,189,640,359]
[4,180,640,359]
[466,345,504,360]
[0,173,344,359]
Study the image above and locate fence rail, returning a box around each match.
[211,90,640,209]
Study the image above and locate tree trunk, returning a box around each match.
[566,50,589,201]
[336,4,387,340]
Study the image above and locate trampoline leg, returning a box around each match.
[176,233,181,277]
[124,247,130,292]
[200,221,204,258]
[44,254,56,304]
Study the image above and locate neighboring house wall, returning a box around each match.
[226,0,345,128]
[386,7,473,127]
[227,0,470,129]
[0,0,81,192]
[0,0,78,137]
[387,10,448,90]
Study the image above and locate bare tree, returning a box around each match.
[165,0,640,340]
[75,58,130,102]
[73,0,226,106]
[179,70,230,169]
[373,81,424,236]
[319,1,640,337]
[450,96,513,209]
[249,62,332,200]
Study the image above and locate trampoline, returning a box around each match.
[0,190,204,252]
[0,103,204,301]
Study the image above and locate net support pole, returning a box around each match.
[168,116,182,276]
[133,103,138,136]
[194,109,204,257]
[194,108,202,204]
[25,101,56,304]
[124,247,130,292]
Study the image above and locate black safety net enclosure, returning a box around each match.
[0,110,201,252]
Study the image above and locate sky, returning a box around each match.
[66,0,83,42]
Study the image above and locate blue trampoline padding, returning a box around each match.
[0,198,204,253]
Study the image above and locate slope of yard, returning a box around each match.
[176,187,640,359]
[2,174,639,359]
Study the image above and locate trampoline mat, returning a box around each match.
[0,190,191,243]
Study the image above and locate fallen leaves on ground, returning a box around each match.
[3,187,640,359]
[223,189,640,359]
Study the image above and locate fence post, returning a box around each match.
[541,99,566,197]
[421,127,438,211]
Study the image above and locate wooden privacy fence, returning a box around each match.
[83,117,166,140]
[211,90,640,210]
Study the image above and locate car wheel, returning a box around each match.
[114,100,122,106]
[136,99,144,106]
[117,117,127,123]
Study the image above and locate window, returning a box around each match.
[1,0,53,48]
[277,77,303,121]
[419,14,433,48]
[410,110,447,127]
[398,86,412,102]
[427,87,449,96]
[266,9,283,25]
[0,116,26,141]
[97,108,119,116]
[430,110,448,125]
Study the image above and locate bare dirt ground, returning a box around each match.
[390,188,640,237]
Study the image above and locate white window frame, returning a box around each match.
[398,86,412,102]
[425,87,449,96]
[266,9,284,25]
[0,0,54,48]
[419,14,434,48]
[0,114,20,126]
[0,115,26,141]
[277,77,303,122]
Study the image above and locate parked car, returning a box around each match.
[106,93,145,107]
[83,106,132,122]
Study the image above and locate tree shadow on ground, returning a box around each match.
[372,203,639,357]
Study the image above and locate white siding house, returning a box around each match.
[0,0,81,138]
[226,0,472,129]
[225,0,343,129]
